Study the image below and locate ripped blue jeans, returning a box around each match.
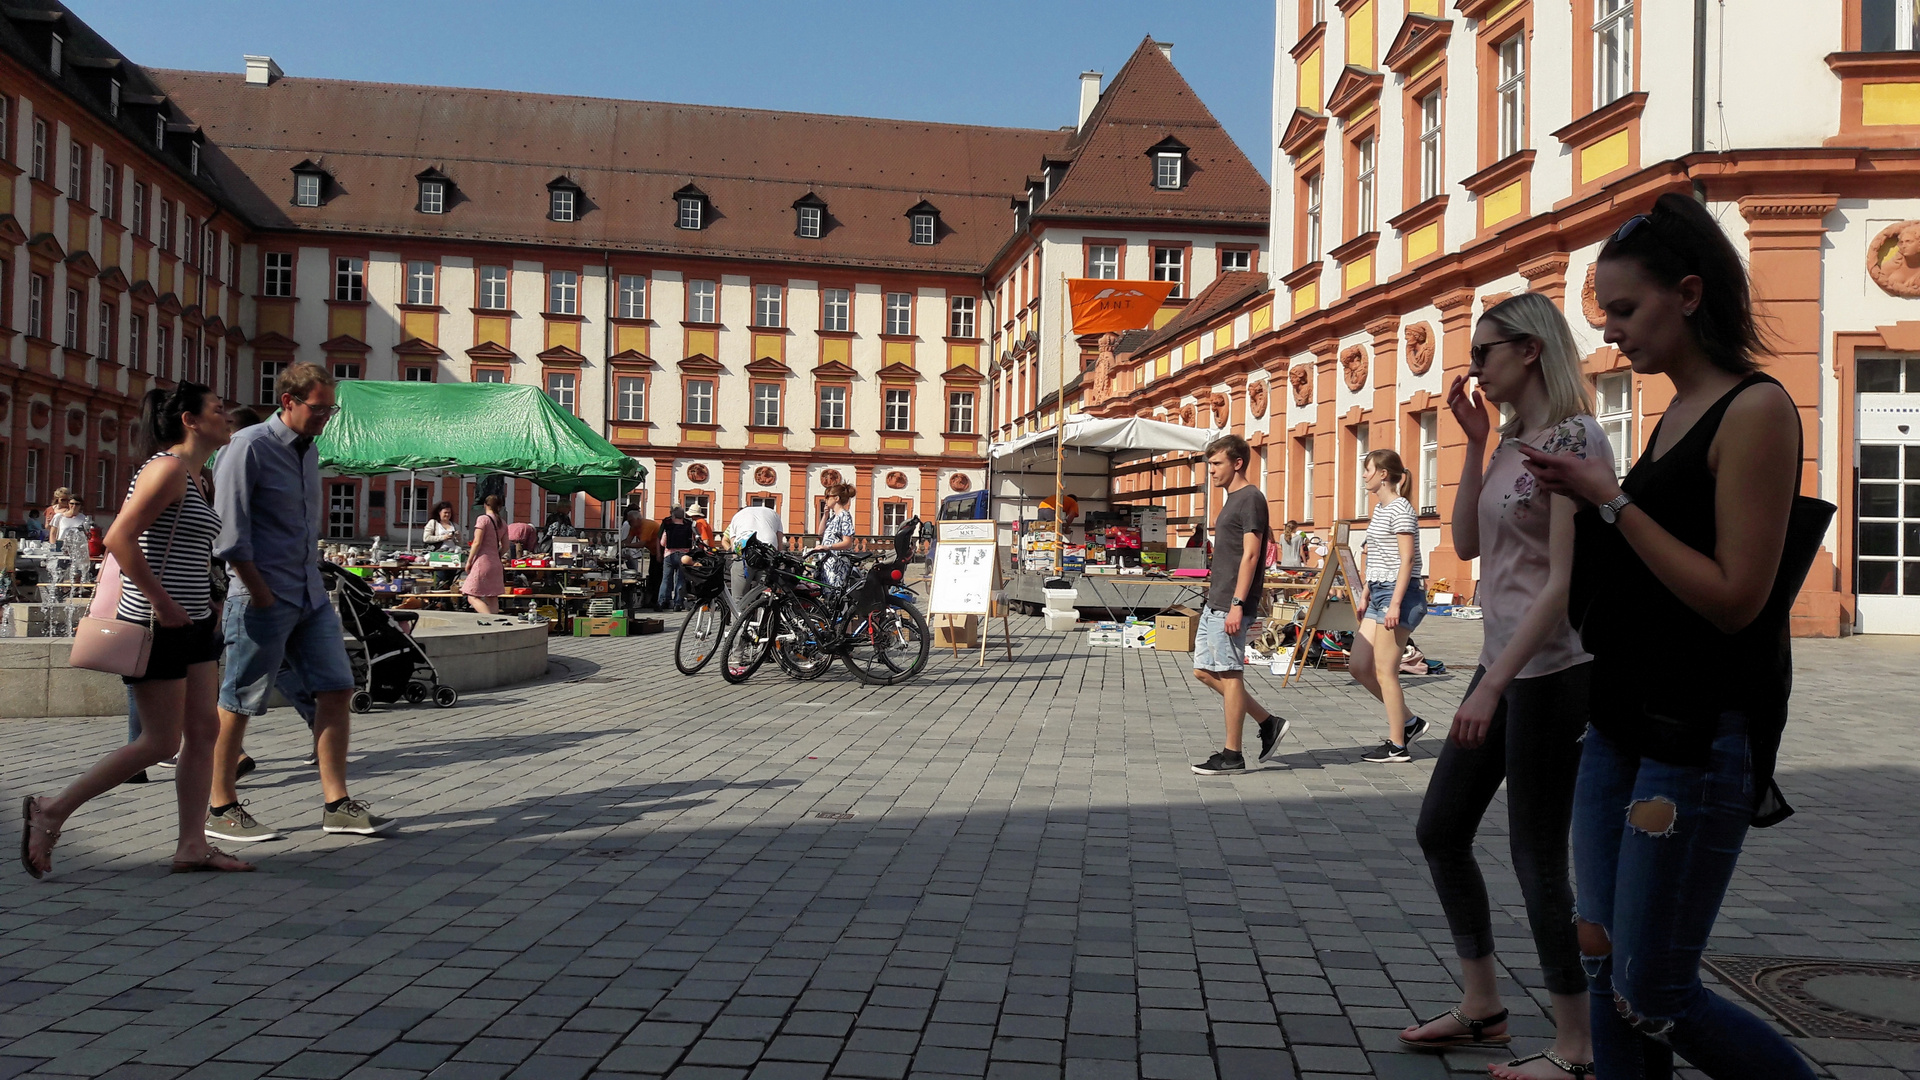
[1571,715,1815,1079]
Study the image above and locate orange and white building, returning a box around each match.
[1086,0,1920,636]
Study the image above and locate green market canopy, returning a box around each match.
[316,381,646,501]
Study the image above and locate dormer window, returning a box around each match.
[49,33,61,76]
[906,200,942,246]
[416,168,455,214]
[798,205,821,237]
[295,172,320,207]
[793,192,827,239]
[108,80,119,117]
[153,114,164,150]
[1148,136,1190,190]
[188,141,199,176]
[547,176,584,222]
[673,183,711,231]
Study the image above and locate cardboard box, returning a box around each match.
[1087,622,1124,647]
[935,615,980,647]
[1123,622,1154,648]
[1154,605,1199,652]
[572,616,628,637]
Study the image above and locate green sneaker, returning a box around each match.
[205,803,281,843]
[321,798,396,836]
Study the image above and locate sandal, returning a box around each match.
[1398,1006,1511,1050]
[1490,1050,1594,1078]
[170,846,255,874]
[19,797,58,880]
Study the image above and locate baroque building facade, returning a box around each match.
[1086,0,1920,636]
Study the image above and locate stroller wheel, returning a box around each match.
[433,685,459,708]
[405,681,428,704]
[349,690,373,714]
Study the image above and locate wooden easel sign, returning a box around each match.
[1280,522,1360,687]
[930,521,1013,664]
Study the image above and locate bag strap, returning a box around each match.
[128,454,189,631]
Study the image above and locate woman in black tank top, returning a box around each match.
[1516,195,1815,1079]
[20,384,255,880]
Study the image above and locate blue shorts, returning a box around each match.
[218,596,356,715]
[1192,606,1250,673]
[1363,580,1427,630]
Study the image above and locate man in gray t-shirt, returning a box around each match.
[1190,435,1291,777]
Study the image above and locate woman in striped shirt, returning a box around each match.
[21,383,251,878]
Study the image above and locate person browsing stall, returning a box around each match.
[657,506,696,610]
[1190,435,1291,776]
[725,503,784,604]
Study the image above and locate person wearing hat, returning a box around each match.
[657,506,696,610]
[687,504,715,547]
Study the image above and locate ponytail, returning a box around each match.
[141,381,212,457]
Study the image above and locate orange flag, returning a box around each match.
[1068,279,1178,335]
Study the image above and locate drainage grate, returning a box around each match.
[569,677,623,684]
[1702,955,1920,1041]
[814,812,855,821]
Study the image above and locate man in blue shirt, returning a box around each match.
[208,362,394,841]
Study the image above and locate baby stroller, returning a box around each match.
[323,563,458,713]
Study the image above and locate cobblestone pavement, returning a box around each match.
[2,614,1916,1080]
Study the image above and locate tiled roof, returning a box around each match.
[1037,39,1270,225]
[1129,271,1269,356]
[151,70,1067,274]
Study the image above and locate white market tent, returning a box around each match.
[987,417,1225,532]
[988,416,1222,464]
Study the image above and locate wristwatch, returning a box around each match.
[1598,492,1633,524]
[1230,598,1247,609]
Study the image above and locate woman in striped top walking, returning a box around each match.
[1350,450,1432,763]
[21,383,251,878]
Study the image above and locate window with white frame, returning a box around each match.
[618,274,646,319]
[327,482,357,539]
[202,228,215,272]
[1497,34,1527,159]
[1861,0,1920,49]
[479,265,508,310]
[911,212,936,245]
[404,365,435,382]
[1419,411,1439,513]
[67,140,82,199]
[24,448,39,504]
[1352,424,1371,515]
[153,113,163,150]
[259,360,284,406]
[334,257,364,302]
[682,493,710,518]
[295,172,321,207]
[406,260,435,306]
[157,199,170,251]
[1305,172,1323,262]
[885,292,913,336]
[754,284,782,328]
[822,288,850,332]
[398,484,431,526]
[129,313,144,371]
[131,181,145,235]
[1153,247,1183,297]
[1594,0,1634,108]
[108,79,119,118]
[182,215,196,264]
[30,118,45,181]
[1220,248,1252,272]
[749,495,777,509]
[94,459,108,509]
[1597,371,1634,477]
[474,367,505,383]
[330,360,359,381]
[419,179,445,214]
[49,32,61,75]
[882,502,911,530]
[100,162,114,220]
[617,376,646,421]
[550,187,575,222]
[677,196,703,230]
[884,388,911,431]
[819,385,847,429]
[27,274,43,338]
[1355,135,1376,234]
[156,326,169,377]
[752,383,781,427]
[1088,244,1119,279]
[797,204,822,238]
[948,295,976,339]
[549,269,577,315]
[99,303,113,362]
[948,390,975,434]
[1154,152,1183,190]
[63,288,79,350]
[685,379,715,424]
[263,252,293,297]
[1419,91,1443,202]
[546,370,576,411]
[688,279,716,323]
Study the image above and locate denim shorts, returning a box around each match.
[1192,606,1250,673]
[218,595,356,715]
[1363,580,1427,629]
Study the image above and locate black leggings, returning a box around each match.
[1415,661,1590,996]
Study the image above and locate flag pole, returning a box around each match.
[1055,273,1069,578]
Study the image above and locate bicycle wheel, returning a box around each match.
[674,597,730,675]
[773,603,834,681]
[721,596,777,684]
[841,597,932,686]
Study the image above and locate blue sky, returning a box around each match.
[80,1,1276,178]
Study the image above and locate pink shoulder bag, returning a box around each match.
[69,510,180,678]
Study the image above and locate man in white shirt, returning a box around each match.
[724,505,783,604]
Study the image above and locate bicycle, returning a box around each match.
[671,545,735,675]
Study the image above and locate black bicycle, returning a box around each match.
[672,546,733,675]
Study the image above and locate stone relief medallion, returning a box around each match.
[1289,364,1313,407]
[1180,403,1198,426]
[1582,263,1606,328]
[67,410,85,437]
[753,466,777,487]
[1248,380,1268,419]
[886,470,908,489]
[686,463,709,484]
[1404,323,1435,375]
[1208,392,1228,427]
[100,417,117,442]
[1868,221,1920,298]
[948,473,972,492]
[30,401,50,428]
[819,468,843,489]
[1340,345,1369,393]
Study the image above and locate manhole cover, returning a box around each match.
[814,812,855,821]
[1702,955,1920,1041]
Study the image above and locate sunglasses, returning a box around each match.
[1611,213,1653,243]
[1469,337,1529,365]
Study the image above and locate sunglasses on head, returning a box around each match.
[1610,213,1653,244]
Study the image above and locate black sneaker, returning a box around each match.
[125,770,149,785]
[155,757,177,769]
[1403,716,1430,744]
[1361,741,1412,763]
[1192,750,1247,776]
[1257,717,1291,762]
[235,756,256,780]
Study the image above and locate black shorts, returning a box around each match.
[123,614,222,684]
